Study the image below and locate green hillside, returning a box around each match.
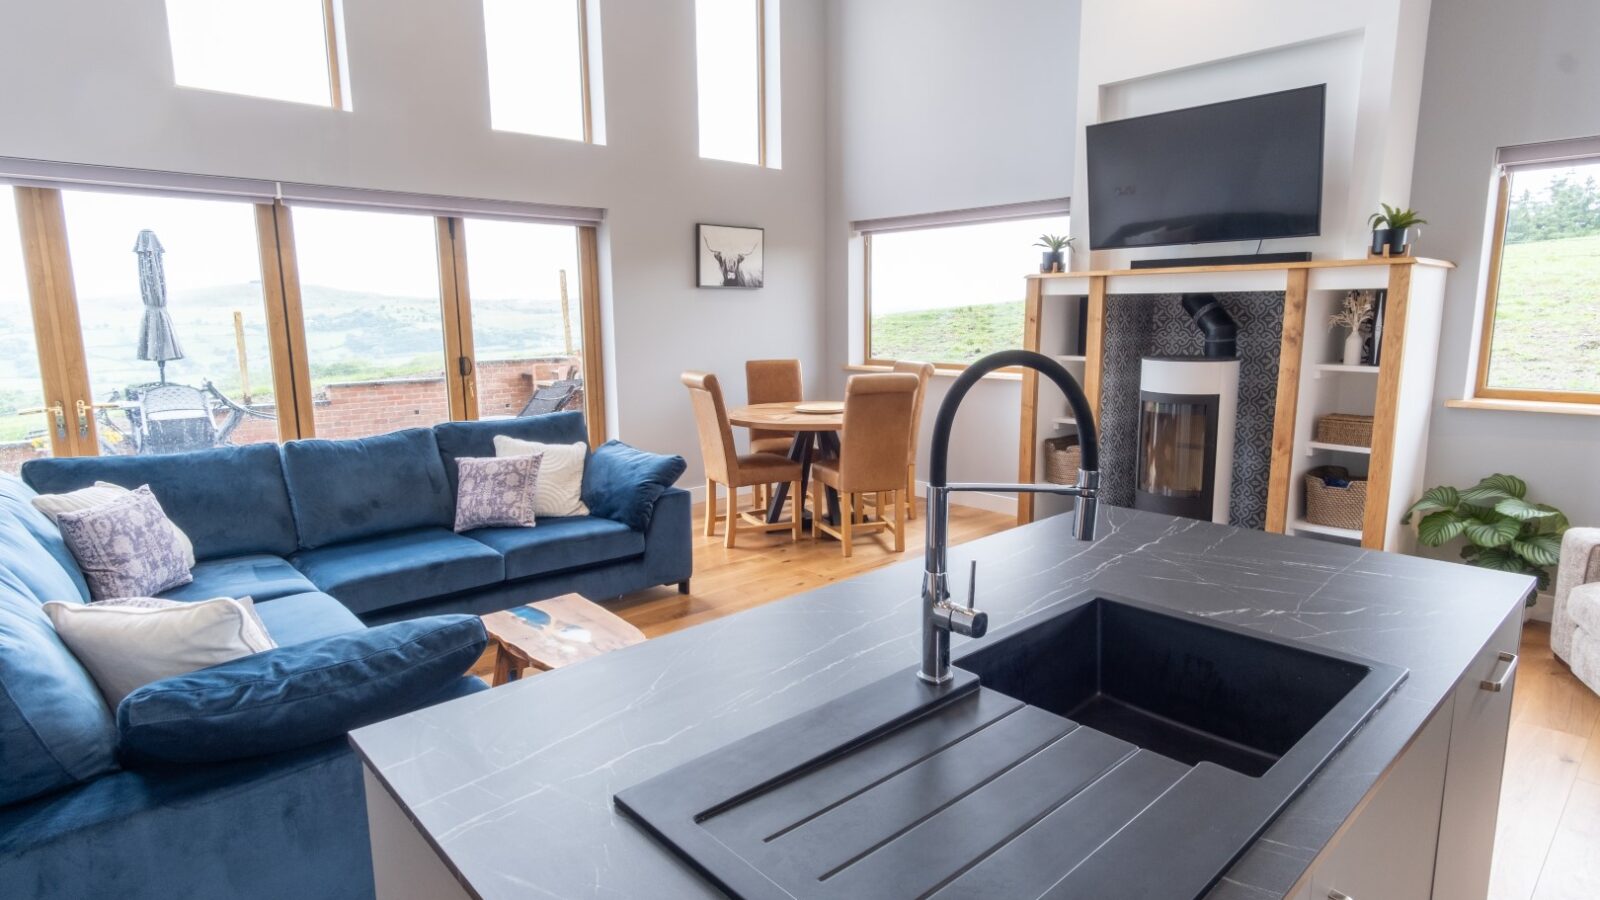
[871,300,1025,364]
[1489,233,1600,393]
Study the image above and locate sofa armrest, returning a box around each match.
[1552,527,1600,663]
[582,440,688,531]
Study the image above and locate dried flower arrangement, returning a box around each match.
[1328,290,1377,332]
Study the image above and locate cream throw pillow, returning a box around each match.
[494,436,589,517]
[33,482,196,569]
[44,597,277,706]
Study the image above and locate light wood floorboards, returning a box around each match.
[470,503,1599,898]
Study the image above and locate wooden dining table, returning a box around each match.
[726,401,845,527]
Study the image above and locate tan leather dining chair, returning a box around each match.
[682,371,804,548]
[809,373,919,557]
[744,359,803,454]
[891,360,934,521]
[745,359,803,511]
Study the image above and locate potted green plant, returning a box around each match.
[1367,204,1428,256]
[1403,473,1568,604]
[1035,234,1073,273]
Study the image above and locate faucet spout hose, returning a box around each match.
[927,349,1099,488]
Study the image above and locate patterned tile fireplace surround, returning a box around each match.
[1097,291,1285,530]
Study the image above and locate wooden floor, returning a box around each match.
[472,501,1600,898]
[1490,622,1600,900]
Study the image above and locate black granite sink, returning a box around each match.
[615,592,1406,899]
[955,596,1373,778]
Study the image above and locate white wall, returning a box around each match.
[1070,0,1433,269]
[1412,0,1600,534]
[824,0,1082,509]
[0,0,829,479]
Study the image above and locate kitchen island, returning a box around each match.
[350,507,1532,899]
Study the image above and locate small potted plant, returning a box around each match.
[1403,473,1568,604]
[1367,204,1428,256]
[1328,291,1376,365]
[1035,234,1073,273]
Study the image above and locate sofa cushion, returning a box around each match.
[0,490,88,605]
[290,527,505,615]
[280,428,453,549]
[0,474,90,601]
[465,515,646,581]
[582,440,688,531]
[0,571,119,806]
[32,481,196,569]
[117,615,488,764]
[158,554,317,604]
[252,592,366,647]
[433,411,588,492]
[21,443,298,560]
[56,487,195,601]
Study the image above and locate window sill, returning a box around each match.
[843,364,1023,382]
[1445,397,1600,417]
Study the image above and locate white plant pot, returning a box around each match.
[1343,330,1364,366]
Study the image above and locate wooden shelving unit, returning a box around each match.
[1017,256,1453,553]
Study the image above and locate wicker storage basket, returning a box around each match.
[1043,436,1082,485]
[1304,472,1367,531]
[1314,413,1375,448]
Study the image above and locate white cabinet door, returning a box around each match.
[1312,704,1453,900]
[1431,607,1523,900]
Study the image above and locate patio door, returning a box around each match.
[5,180,609,466]
[6,185,290,463]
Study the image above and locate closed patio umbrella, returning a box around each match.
[133,229,184,383]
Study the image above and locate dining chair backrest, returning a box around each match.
[744,359,802,446]
[681,371,738,484]
[891,360,935,464]
[836,373,919,492]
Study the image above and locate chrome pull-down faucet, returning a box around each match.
[918,350,1101,685]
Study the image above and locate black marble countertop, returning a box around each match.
[350,508,1532,900]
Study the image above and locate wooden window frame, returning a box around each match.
[321,0,345,110]
[1474,164,1600,406]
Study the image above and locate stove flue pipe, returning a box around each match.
[1182,293,1237,359]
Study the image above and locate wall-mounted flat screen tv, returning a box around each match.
[1086,84,1326,250]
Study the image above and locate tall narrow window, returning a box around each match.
[483,0,594,142]
[1477,145,1600,403]
[459,219,587,417]
[695,0,770,166]
[290,207,451,438]
[59,191,283,455]
[165,0,343,107]
[865,214,1070,366]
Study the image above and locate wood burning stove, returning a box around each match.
[1133,356,1240,524]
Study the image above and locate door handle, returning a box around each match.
[1479,651,1518,692]
[74,399,92,438]
[20,402,67,438]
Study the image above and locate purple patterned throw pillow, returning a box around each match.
[56,486,195,601]
[454,454,543,532]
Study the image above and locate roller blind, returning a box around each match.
[853,198,1071,235]
[1497,136,1600,170]
[0,156,606,225]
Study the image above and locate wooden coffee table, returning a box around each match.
[481,594,646,685]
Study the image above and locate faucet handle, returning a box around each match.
[945,560,987,639]
[966,560,978,611]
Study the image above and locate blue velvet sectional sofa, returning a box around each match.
[0,411,690,899]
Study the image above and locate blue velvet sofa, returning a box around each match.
[0,412,690,899]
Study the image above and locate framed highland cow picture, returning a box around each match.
[697,224,764,289]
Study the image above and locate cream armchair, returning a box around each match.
[1552,527,1600,694]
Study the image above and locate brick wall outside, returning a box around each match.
[0,355,583,474]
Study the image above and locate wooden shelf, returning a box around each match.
[1314,363,1380,378]
[1055,354,1087,363]
[1307,441,1372,456]
[1291,519,1363,541]
[1052,416,1077,427]
[1028,256,1455,281]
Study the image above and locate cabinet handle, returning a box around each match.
[1479,651,1518,692]
[1328,891,1354,900]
